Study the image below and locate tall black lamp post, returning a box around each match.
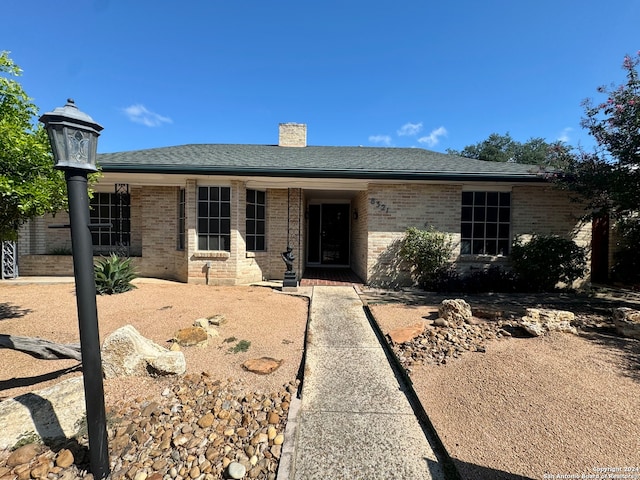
[39,99,110,479]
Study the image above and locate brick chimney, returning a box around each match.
[278,123,307,147]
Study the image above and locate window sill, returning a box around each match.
[458,255,509,263]
[193,251,230,259]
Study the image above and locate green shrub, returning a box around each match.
[94,254,137,295]
[511,235,587,292]
[400,226,454,288]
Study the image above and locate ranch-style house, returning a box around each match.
[15,123,603,286]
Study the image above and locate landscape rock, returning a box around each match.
[388,322,426,344]
[242,357,284,375]
[55,449,74,468]
[439,299,473,325]
[0,375,298,480]
[6,444,41,467]
[102,325,186,378]
[0,377,85,450]
[433,318,449,327]
[173,326,209,347]
[147,351,187,376]
[519,308,577,336]
[227,461,247,479]
[612,307,640,340]
[193,318,220,337]
[208,314,227,326]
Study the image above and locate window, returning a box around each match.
[461,191,511,255]
[177,188,185,251]
[90,192,130,251]
[246,189,266,251]
[197,186,231,251]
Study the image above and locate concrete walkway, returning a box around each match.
[288,286,446,480]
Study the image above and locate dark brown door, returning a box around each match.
[307,204,350,265]
[591,215,609,283]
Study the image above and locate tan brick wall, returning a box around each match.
[351,190,369,282]
[366,183,461,286]
[512,185,590,244]
[512,185,592,286]
[16,180,593,287]
[135,186,185,281]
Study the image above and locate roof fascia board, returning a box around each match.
[99,164,545,183]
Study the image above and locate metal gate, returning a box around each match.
[1,241,18,279]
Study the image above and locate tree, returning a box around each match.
[558,52,640,219]
[448,132,573,169]
[0,51,67,241]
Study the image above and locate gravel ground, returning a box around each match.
[3,281,640,480]
[370,296,640,480]
[0,281,309,403]
[0,281,309,479]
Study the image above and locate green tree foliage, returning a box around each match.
[558,52,640,219]
[448,132,572,169]
[0,51,67,241]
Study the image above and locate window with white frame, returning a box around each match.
[246,189,266,251]
[460,191,511,255]
[177,188,185,251]
[89,192,130,251]
[197,186,231,251]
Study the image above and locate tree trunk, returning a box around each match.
[0,334,82,361]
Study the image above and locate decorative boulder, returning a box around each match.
[519,308,577,337]
[174,326,209,347]
[0,377,85,450]
[612,307,640,340]
[438,299,473,325]
[102,325,186,378]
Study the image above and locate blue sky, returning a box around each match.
[2,1,639,154]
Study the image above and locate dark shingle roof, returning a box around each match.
[97,144,545,182]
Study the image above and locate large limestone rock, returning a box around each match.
[613,307,640,340]
[438,299,473,325]
[0,377,85,450]
[102,325,186,378]
[519,308,577,336]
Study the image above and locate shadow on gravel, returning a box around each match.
[579,330,640,382]
[0,364,82,396]
[361,286,640,318]
[0,302,32,320]
[451,458,535,480]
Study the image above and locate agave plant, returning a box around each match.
[94,254,137,295]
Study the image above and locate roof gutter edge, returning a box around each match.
[97,164,547,182]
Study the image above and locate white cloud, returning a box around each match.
[557,127,572,143]
[417,126,448,147]
[123,104,172,127]
[369,134,392,146]
[397,122,423,137]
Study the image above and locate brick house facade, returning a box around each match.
[16,124,592,286]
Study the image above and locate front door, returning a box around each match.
[307,203,350,265]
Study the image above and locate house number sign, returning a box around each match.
[370,197,390,214]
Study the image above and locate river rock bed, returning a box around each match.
[390,311,612,371]
[0,373,299,480]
